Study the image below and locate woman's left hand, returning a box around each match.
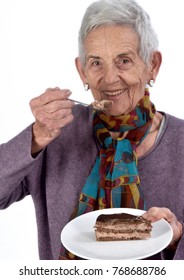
[142,207,183,246]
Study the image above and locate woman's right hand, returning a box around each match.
[142,207,183,248]
[29,87,74,154]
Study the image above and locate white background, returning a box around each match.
[0,0,184,260]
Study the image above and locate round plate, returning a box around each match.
[61,208,173,260]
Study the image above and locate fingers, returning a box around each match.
[142,207,183,246]
[30,87,75,153]
[30,88,73,108]
[30,87,74,121]
[142,207,172,222]
[30,88,74,130]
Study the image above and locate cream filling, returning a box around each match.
[95,224,151,231]
[96,231,151,240]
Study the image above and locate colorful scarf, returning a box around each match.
[59,89,156,259]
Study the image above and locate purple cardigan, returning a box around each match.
[0,105,184,260]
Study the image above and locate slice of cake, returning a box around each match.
[94,213,152,241]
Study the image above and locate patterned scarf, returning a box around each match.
[59,89,155,259]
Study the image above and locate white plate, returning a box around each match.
[61,208,173,260]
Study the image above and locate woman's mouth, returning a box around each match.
[104,89,127,97]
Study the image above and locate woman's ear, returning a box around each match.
[75,57,87,84]
[150,51,162,81]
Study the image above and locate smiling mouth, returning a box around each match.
[104,89,127,97]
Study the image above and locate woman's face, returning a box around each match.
[76,25,157,116]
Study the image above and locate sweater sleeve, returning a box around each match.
[161,221,184,260]
[0,124,42,209]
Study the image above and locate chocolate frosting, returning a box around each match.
[96,213,148,223]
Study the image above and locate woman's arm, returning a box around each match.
[0,125,42,208]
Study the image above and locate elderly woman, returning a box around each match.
[0,0,183,260]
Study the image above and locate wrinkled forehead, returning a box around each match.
[84,25,140,59]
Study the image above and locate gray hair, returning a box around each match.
[78,0,159,66]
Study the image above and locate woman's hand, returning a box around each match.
[142,207,183,247]
[30,87,74,154]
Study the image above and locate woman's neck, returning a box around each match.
[109,111,164,157]
[136,111,163,157]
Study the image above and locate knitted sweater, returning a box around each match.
[0,105,184,260]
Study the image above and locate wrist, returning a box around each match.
[31,122,54,154]
[167,221,183,251]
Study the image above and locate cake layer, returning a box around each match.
[95,231,151,241]
[95,223,150,231]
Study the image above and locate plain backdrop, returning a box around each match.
[0,0,184,260]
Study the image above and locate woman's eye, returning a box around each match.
[117,57,132,69]
[120,58,130,64]
[91,60,101,66]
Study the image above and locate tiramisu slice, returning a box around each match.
[94,213,152,241]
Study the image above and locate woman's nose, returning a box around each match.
[103,63,120,85]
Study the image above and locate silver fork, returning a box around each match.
[68,98,89,107]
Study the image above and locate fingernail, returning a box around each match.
[65,90,72,96]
